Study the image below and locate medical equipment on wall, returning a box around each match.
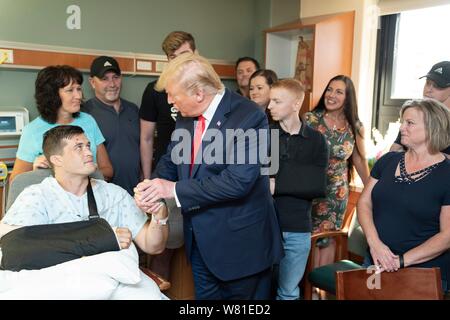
[0,107,29,136]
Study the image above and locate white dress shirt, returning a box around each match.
[173,90,225,207]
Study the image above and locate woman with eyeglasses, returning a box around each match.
[10,65,113,182]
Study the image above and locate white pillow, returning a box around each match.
[110,270,162,300]
[0,244,142,300]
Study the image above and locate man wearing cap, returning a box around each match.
[83,56,141,195]
[390,61,450,154]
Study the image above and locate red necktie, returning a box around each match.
[190,115,206,176]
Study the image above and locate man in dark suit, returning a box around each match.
[134,53,283,300]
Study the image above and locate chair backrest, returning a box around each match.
[336,267,444,300]
[347,214,368,259]
[5,168,104,212]
[341,188,360,232]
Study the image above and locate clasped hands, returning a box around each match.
[370,241,403,273]
[114,179,174,250]
[134,178,175,218]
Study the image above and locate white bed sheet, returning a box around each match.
[0,244,163,300]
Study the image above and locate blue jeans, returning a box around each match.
[276,232,311,300]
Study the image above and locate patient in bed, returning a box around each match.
[0,125,169,299]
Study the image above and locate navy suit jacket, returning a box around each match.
[154,89,283,281]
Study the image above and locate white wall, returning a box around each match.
[378,0,450,15]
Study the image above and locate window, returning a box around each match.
[373,4,450,133]
[391,5,450,99]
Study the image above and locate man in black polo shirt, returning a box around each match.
[138,31,196,279]
[268,79,328,300]
[140,31,196,178]
[83,56,140,196]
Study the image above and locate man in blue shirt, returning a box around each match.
[83,56,141,195]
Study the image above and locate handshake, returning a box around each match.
[133,178,176,219]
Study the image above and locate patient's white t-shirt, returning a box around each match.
[2,177,147,239]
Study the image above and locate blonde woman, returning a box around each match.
[358,99,450,293]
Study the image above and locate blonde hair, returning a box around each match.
[162,31,196,57]
[271,78,305,99]
[400,99,450,153]
[155,53,224,96]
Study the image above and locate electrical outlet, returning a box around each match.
[0,49,14,64]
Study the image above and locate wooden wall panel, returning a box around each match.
[1,46,235,79]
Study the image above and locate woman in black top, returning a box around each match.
[358,99,450,292]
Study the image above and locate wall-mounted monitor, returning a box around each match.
[0,107,29,136]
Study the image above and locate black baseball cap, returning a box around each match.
[420,61,450,88]
[90,56,121,78]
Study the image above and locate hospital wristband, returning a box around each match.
[152,215,169,225]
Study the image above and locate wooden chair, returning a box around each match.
[140,267,171,291]
[336,267,444,300]
[3,169,171,292]
[303,189,361,299]
[347,214,368,264]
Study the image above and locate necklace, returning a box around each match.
[324,112,345,131]
[394,153,442,184]
[325,112,341,121]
